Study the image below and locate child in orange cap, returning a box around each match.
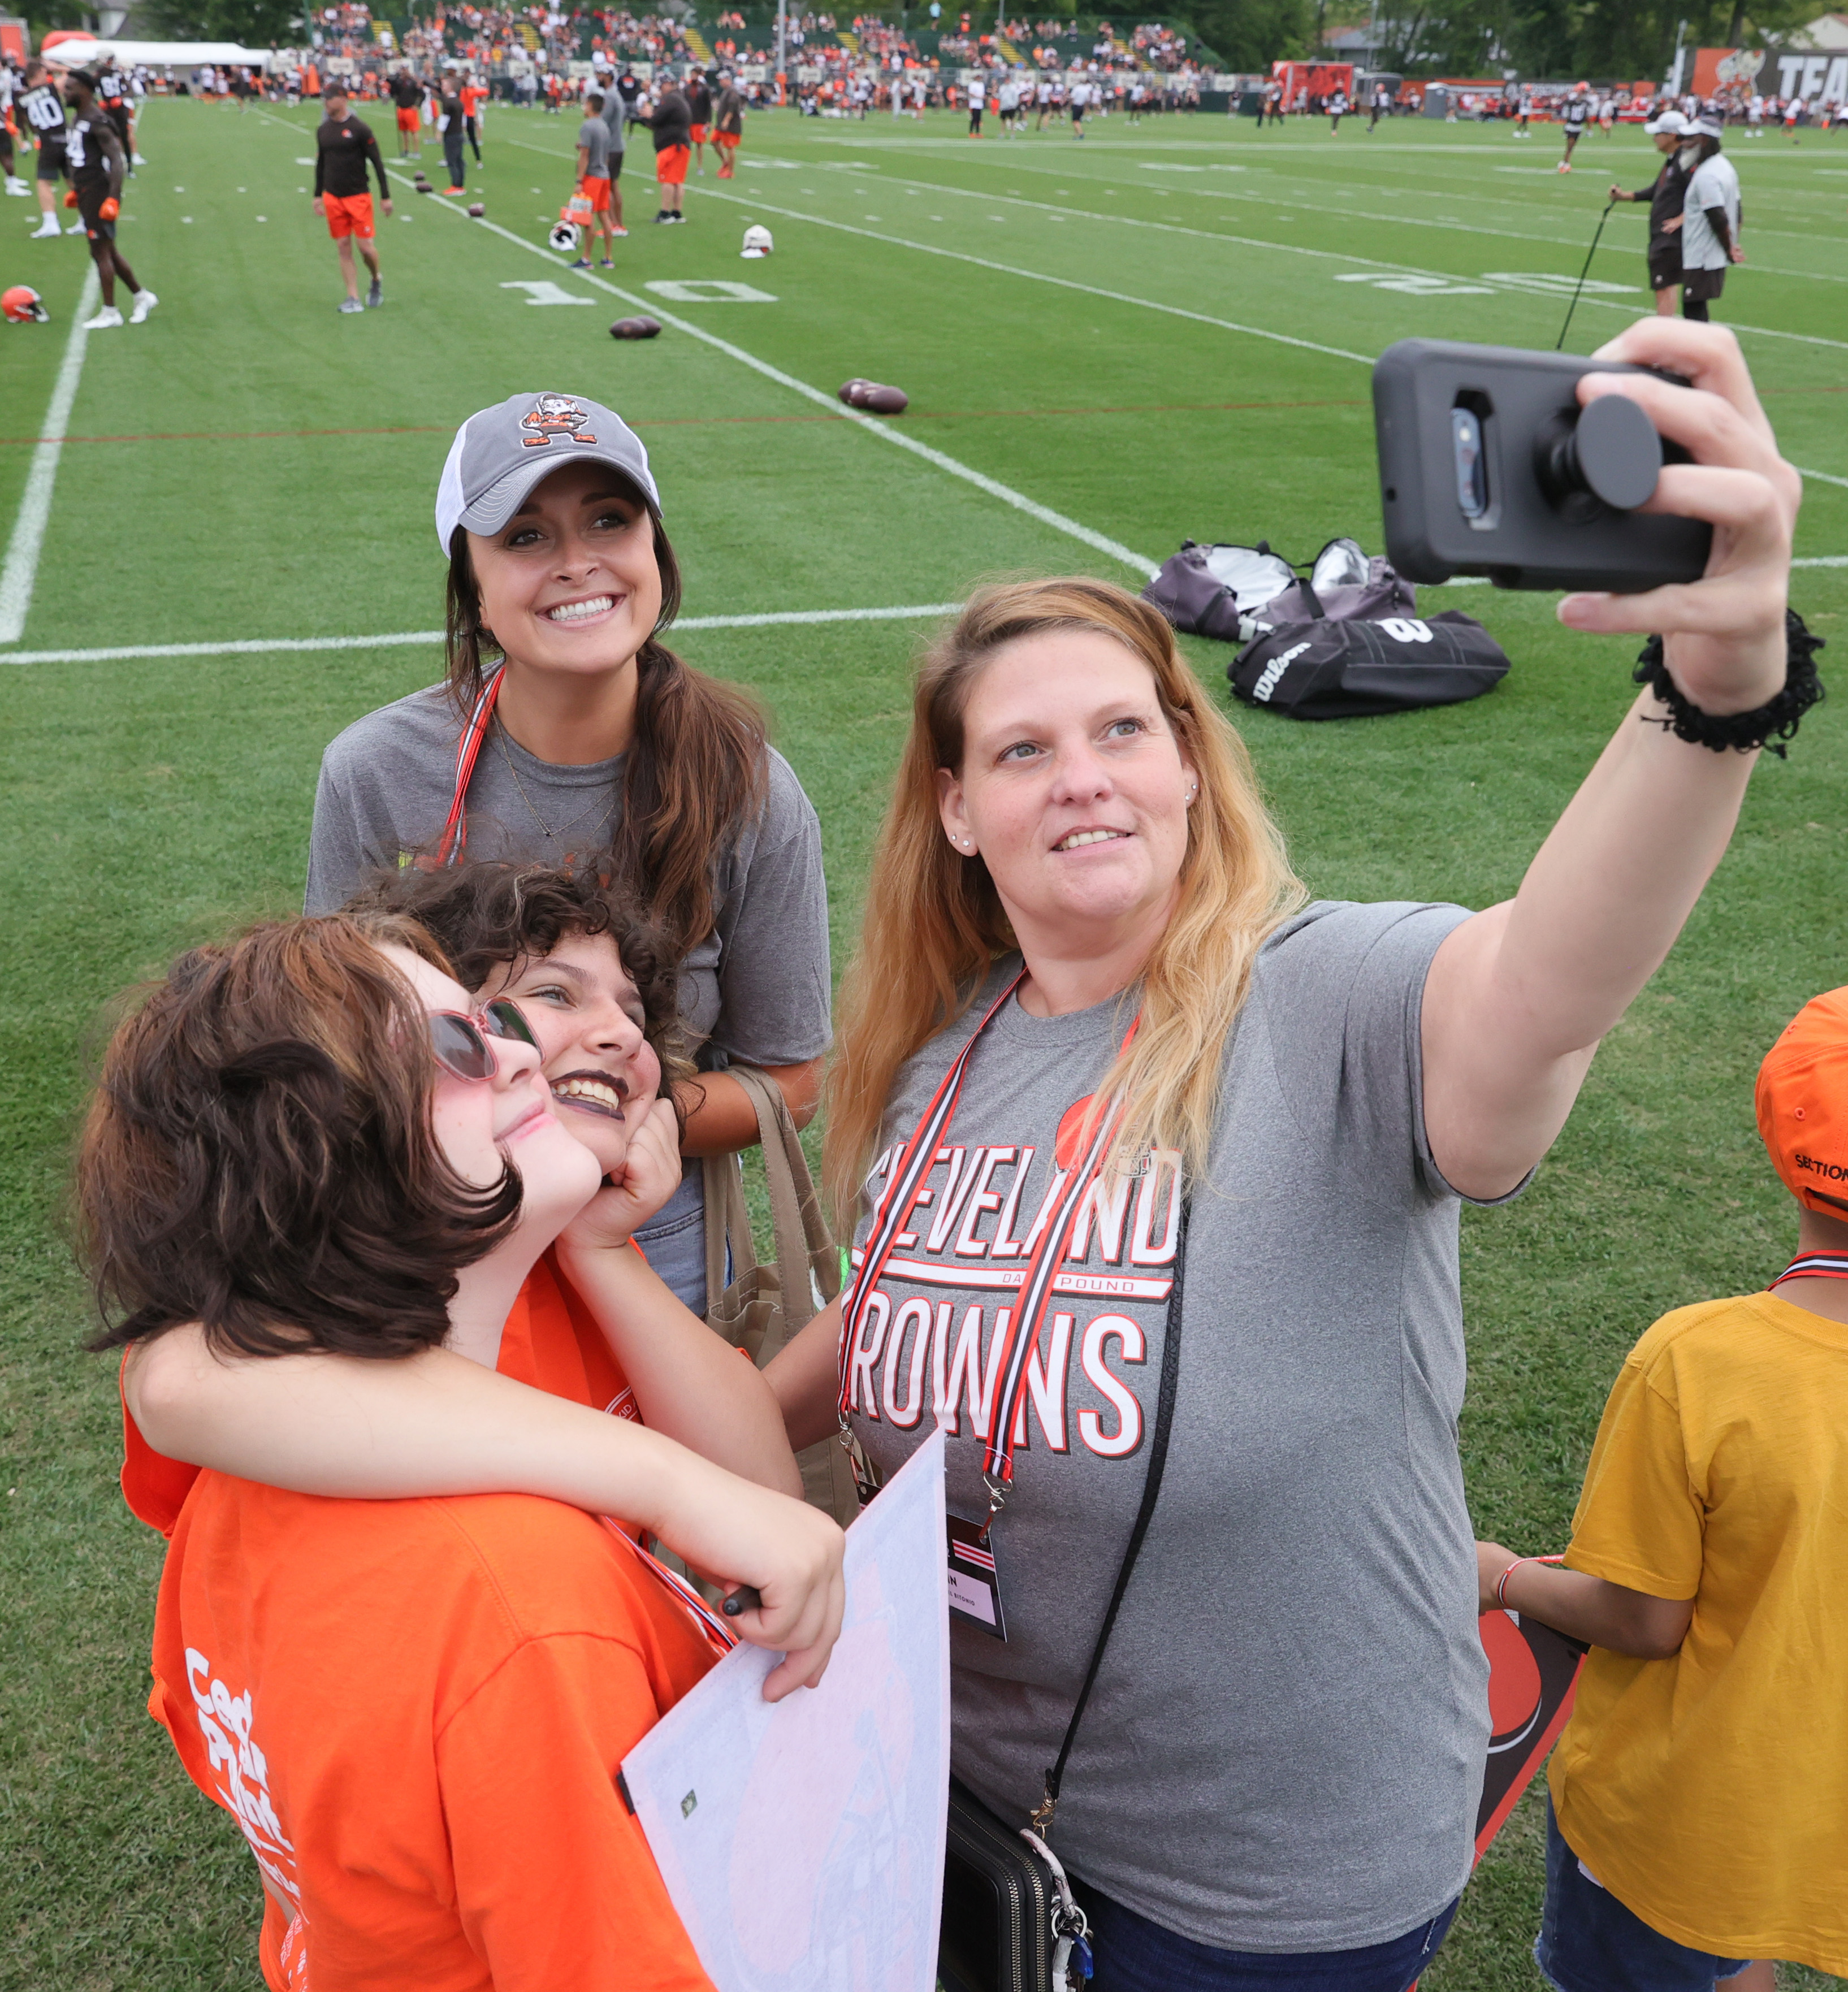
[1477,988,1848,1992]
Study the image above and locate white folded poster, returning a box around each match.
[622,1429,950,1992]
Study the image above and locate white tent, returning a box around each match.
[41,37,282,71]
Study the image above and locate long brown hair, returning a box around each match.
[824,577,1305,1226]
[444,484,768,956]
[78,915,522,1361]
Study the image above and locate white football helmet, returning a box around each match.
[548,221,579,254]
[740,223,773,259]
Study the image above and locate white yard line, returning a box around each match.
[504,129,1848,354]
[807,133,1848,256]
[379,155,1158,575]
[0,600,969,668]
[503,132,1378,362]
[16,564,1846,666]
[700,185,1380,364]
[794,160,1848,341]
[1796,466,1848,491]
[913,149,1848,279]
[0,267,102,646]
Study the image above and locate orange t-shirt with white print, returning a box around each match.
[133,1245,721,1992]
[119,1245,640,1537]
[150,1478,721,1991]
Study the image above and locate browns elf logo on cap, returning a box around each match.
[520,395,598,449]
[1755,985,1848,1215]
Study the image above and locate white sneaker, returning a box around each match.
[66,218,88,233]
[129,288,157,323]
[31,217,61,237]
[5,176,29,196]
[132,153,148,165]
[83,305,124,330]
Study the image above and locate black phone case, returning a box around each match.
[1373,339,1712,593]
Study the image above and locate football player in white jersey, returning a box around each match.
[1,59,30,195]
[18,62,70,236]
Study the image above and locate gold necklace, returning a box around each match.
[493,722,618,847]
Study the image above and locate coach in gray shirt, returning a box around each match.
[595,63,629,234]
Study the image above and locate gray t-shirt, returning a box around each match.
[600,89,627,154]
[849,900,1504,1952]
[304,683,832,1235]
[575,112,611,176]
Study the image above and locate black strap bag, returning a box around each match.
[938,1205,1191,1992]
[1230,610,1510,721]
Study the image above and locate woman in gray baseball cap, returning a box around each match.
[304,389,832,1318]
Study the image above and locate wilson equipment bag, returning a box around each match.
[1230,610,1510,720]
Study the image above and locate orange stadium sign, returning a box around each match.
[1271,59,1355,109]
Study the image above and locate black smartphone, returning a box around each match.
[1373,339,1712,593]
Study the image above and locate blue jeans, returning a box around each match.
[1072,1877,1461,1992]
[633,1178,708,1317]
[1537,1798,1751,1992]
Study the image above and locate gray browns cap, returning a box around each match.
[1643,108,1688,134]
[434,391,660,551]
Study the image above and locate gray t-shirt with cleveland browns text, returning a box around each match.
[849,899,1504,1953]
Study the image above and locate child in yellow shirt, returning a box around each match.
[1477,986,1848,1992]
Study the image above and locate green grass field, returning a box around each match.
[3,94,1846,1989]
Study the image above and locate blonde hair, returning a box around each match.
[824,577,1306,1228]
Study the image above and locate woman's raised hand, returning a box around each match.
[1561,320,1800,713]
[559,1095,685,1252]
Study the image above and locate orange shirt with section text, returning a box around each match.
[130,1249,716,1991]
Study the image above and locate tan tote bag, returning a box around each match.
[700,1066,861,1528]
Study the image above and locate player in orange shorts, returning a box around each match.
[686,70,712,174]
[713,73,743,178]
[571,92,618,267]
[313,81,392,311]
[388,66,423,157]
[634,72,693,223]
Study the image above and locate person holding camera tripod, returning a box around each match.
[1612,107,1692,317]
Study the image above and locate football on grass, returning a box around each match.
[862,384,908,414]
[610,317,663,339]
[467,202,484,218]
[839,378,871,406]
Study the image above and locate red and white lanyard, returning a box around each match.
[434,666,507,866]
[837,975,1137,1513]
[1770,1250,1848,1291]
[601,1519,739,1660]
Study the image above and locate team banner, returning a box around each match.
[1691,46,1848,104]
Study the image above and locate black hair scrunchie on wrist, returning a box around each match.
[1633,610,1825,760]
